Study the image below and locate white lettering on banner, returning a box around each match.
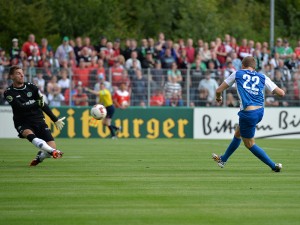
[194,108,300,139]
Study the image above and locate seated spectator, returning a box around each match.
[198,72,219,106]
[73,86,88,106]
[55,36,74,66]
[161,48,176,69]
[199,42,212,64]
[113,83,130,109]
[164,76,183,106]
[78,46,92,67]
[150,89,165,106]
[198,88,209,106]
[223,61,236,80]
[64,81,77,106]
[47,84,65,107]
[273,70,289,106]
[142,50,156,69]
[39,38,52,56]
[110,59,124,88]
[131,69,147,106]
[151,60,165,88]
[167,62,182,82]
[231,52,242,71]
[46,75,60,95]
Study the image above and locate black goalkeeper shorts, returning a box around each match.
[15,120,54,142]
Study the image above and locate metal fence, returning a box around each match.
[0,66,299,107]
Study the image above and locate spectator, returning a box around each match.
[28,48,41,67]
[285,53,299,72]
[104,42,115,67]
[223,34,233,55]
[238,38,251,60]
[226,92,238,107]
[131,69,147,106]
[177,47,188,69]
[95,36,108,54]
[57,68,70,94]
[230,36,239,53]
[78,46,92,67]
[272,38,284,57]
[39,38,52,56]
[73,86,88,106]
[0,72,12,105]
[142,50,156,69]
[110,58,124,88]
[0,49,10,74]
[167,62,182,82]
[74,36,83,64]
[223,61,236,80]
[151,60,165,88]
[198,72,219,106]
[73,59,90,87]
[146,38,158,60]
[46,75,59,95]
[294,40,300,60]
[138,38,148,62]
[113,82,130,109]
[22,33,40,57]
[47,50,60,75]
[261,46,270,67]
[113,38,121,59]
[196,39,204,56]
[216,37,227,68]
[9,38,21,61]
[273,70,288,106]
[199,42,212,65]
[161,48,176,69]
[280,39,293,62]
[125,50,142,70]
[33,71,46,92]
[55,36,74,66]
[48,84,65,107]
[292,71,300,106]
[150,89,165,106]
[83,36,94,54]
[164,76,183,106]
[269,52,281,71]
[64,81,77,106]
[231,52,242,71]
[185,38,195,64]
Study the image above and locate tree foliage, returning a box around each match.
[0,0,299,50]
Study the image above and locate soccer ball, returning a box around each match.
[90,104,107,120]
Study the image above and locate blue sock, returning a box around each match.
[221,136,241,162]
[249,144,276,169]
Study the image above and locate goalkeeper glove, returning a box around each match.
[55,117,66,130]
[37,96,44,108]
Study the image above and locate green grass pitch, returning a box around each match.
[0,138,300,225]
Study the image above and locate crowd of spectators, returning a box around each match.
[0,32,300,107]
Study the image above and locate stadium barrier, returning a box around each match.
[1,106,299,139]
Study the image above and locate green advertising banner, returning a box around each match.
[45,107,193,139]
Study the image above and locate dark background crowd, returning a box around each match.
[0,33,300,107]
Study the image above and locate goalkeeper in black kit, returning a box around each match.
[4,66,65,166]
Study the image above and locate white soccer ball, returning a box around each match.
[90,104,107,120]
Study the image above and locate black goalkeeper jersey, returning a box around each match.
[4,82,58,124]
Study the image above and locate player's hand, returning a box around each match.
[55,117,66,130]
[37,96,44,108]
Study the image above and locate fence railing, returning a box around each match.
[0,65,299,107]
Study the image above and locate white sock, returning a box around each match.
[32,138,54,154]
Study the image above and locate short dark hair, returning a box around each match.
[9,65,22,76]
[242,56,256,69]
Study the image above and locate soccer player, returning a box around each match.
[85,83,120,139]
[4,66,66,166]
[212,56,285,172]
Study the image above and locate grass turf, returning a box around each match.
[0,138,299,225]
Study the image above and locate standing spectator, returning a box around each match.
[238,38,251,60]
[125,50,141,70]
[110,58,124,88]
[10,38,21,60]
[272,38,284,57]
[113,38,121,59]
[294,40,300,60]
[95,36,108,54]
[78,47,92,67]
[73,86,88,106]
[285,53,299,71]
[185,38,195,64]
[198,72,219,106]
[55,36,74,66]
[216,37,227,68]
[104,42,115,67]
[123,39,138,61]
[161,48,176,69]
[230,36,239,53]
[199,42,212,65]
[138,39,148,62]
[27,48,41,67]
[47,50,60,75]
[83,36,94,54]
[22,34,40,57]
[113,82,130,109]
[74,36,83,64]
[164,76,183,107]
[131,69,147,106]
[261,46,270,67]
[147,38,158,60]
[231,52,242,71]
[269,52,281,71]
[224,34,233,55]
[151,60,165,88]
[196,39,204,56]
[280,39,293,62]
[142,50,156,69]
[39,38,52,56]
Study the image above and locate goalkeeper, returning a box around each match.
[4,66,66,166]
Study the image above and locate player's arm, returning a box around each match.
[84,87,99,95]
[215,72,236,103]
[264,75,285,97]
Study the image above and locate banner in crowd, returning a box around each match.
[194,108,300,139]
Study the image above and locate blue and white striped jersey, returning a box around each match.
[225,69,277,110]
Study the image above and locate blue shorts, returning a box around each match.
[238,108,264,138]
[106,105,115,119]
